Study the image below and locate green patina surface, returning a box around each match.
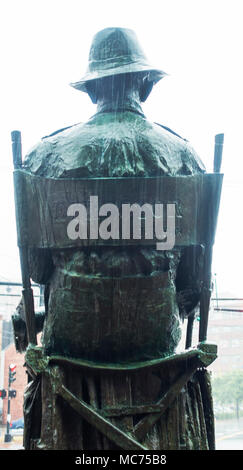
[25,342,217,375]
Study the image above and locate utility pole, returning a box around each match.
[4,364,16,443]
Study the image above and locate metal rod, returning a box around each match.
[213,133,224,173]
[185,314,195,349]
[214,308,243,312]
[0,294,40,297]
[11,131,37,345]
[0,282,39,287]
[199,133,224,343]
[212,298,243,301]
[11,131,22,169]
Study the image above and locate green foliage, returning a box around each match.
[212,370,243,419]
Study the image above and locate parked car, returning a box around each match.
[10,417,24,429]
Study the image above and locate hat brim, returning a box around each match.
[70,63,167,92]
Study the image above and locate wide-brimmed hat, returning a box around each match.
[70,27,167,92]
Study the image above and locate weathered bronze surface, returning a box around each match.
[12,27,223,450]
[14,171,222,250]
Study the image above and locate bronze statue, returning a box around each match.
[11,28,223,450]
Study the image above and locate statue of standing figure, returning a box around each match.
[12,27,222,450]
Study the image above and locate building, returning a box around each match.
[0,281,42,424]
[179,293,243,377]
[1,341,26,424]
[208,296,243,376]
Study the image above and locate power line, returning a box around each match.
[214,308,243,313]
[212,298,243,301]
[0,281,39,287]
[0,294,40,298]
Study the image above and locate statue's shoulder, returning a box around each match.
[23,122,84,175]
[153,121,206,173]
[153,122,188,142]
[41,122,82,140]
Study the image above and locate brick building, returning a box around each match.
[0,281,43,425]
[1,342,26,424]
[179,295,243,377]
[207,298,243,376]
[1,333,42,425]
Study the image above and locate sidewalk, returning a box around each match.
[0,425,23,450]
[0,442,24,450]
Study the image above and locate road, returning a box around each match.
[0,425,23,450]
[0,419,243,450]
[215,417,243,450]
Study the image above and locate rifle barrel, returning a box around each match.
[11,130,37,345]
[213,133,224,173]
[11,130,22,169]
[199,133,224,342]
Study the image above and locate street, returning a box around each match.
[0,425,23,450]
[0,419,243,450]
[215,417,243,450]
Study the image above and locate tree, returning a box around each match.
[212,370,243,419]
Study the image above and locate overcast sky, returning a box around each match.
[0,0,243,296]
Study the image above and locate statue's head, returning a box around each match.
[70,27,166,103]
